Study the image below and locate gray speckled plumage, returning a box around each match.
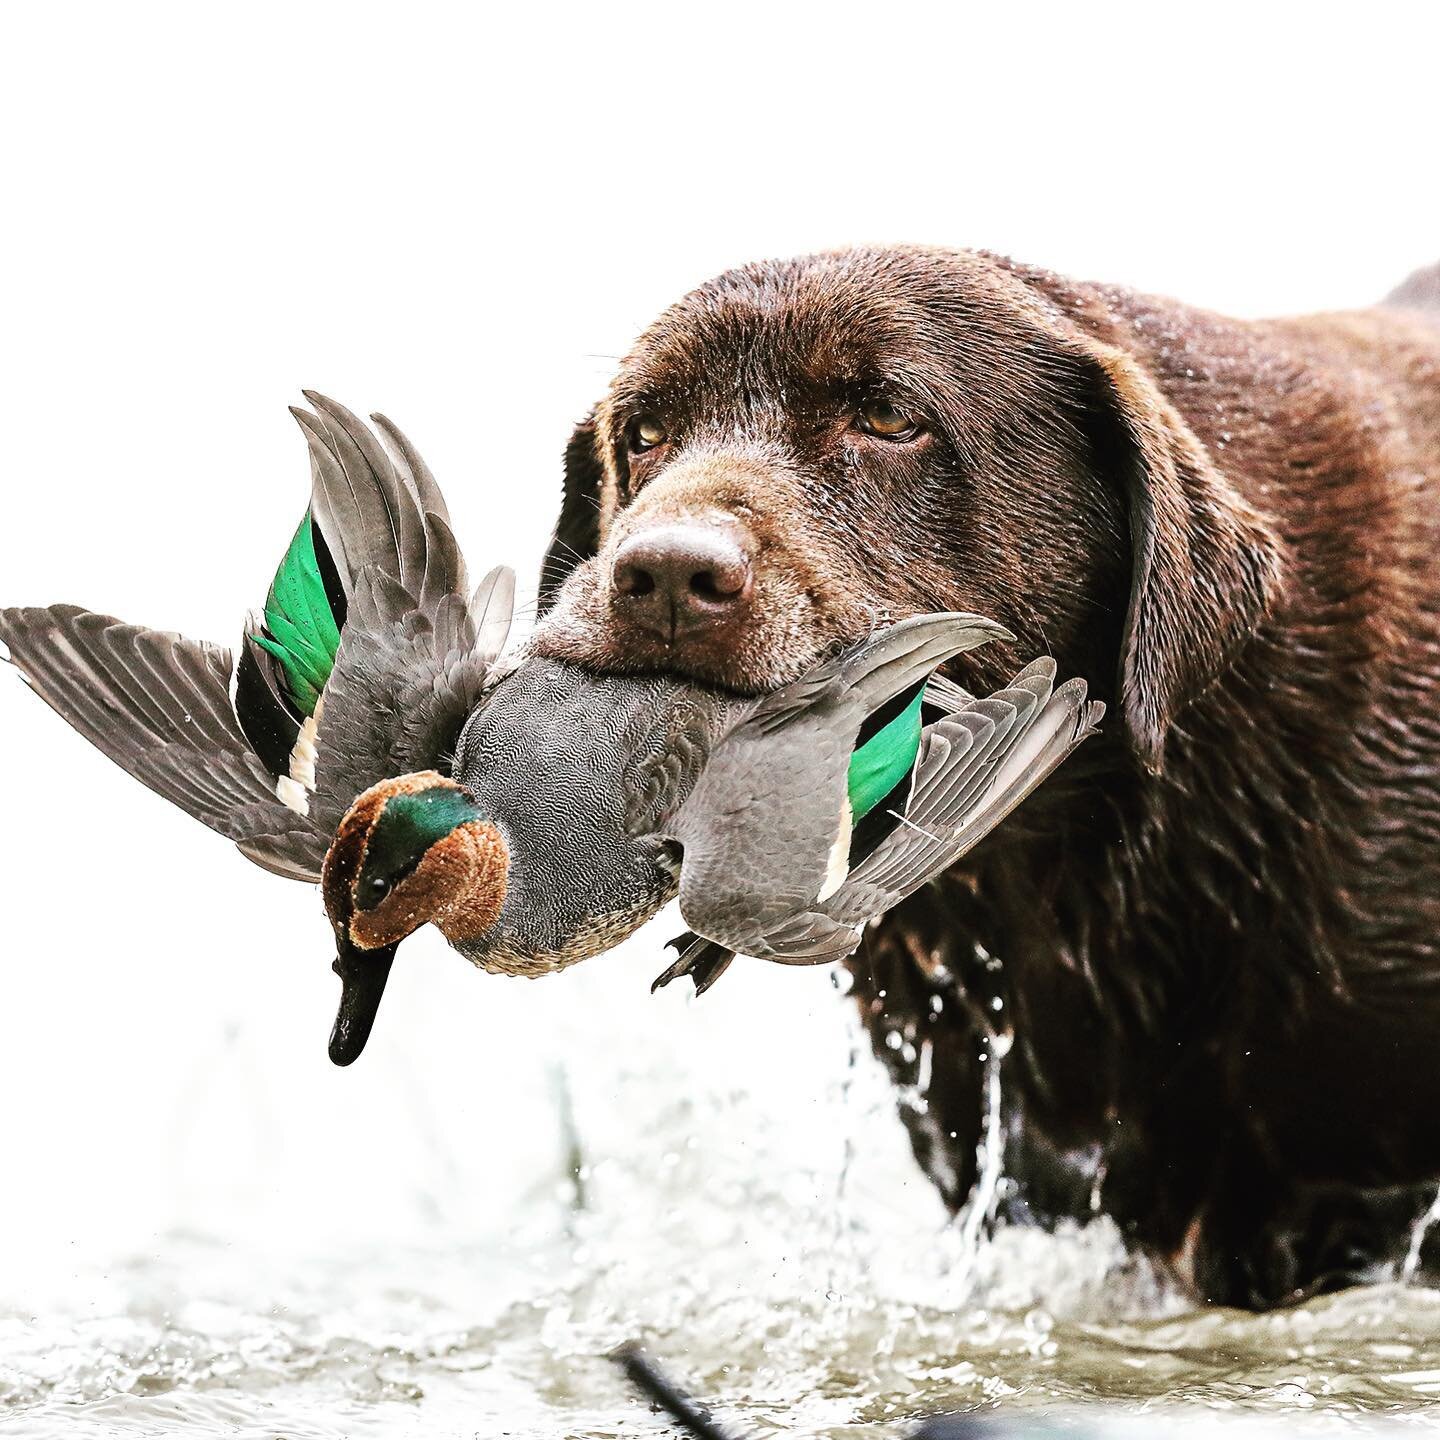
[447,659,748,975]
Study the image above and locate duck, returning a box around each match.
[422,611,1018,979]
[0,392,1102,1067]
[318,606,1058,1039]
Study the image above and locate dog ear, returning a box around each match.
[1079,342,1283,773]
[538,411,605,613]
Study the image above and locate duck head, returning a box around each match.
[321,771,509,1065]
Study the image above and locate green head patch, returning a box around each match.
[357,786,484,909]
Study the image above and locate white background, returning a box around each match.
[1,2,1437,1293]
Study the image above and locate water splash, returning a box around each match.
[952,1028,1012,1290]
[5,922,1440,1436]
[1402,1185,1440,1282]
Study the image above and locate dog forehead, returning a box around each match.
[611,247,1040,411]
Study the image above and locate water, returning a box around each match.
[5,914,1440,1437]
[15,1241,1440,1439]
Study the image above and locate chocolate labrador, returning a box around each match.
[533,246,1440,1308]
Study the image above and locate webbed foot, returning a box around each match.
[652,932,736,996]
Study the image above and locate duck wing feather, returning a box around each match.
[663,613,1010,959]
[828,669,1104,925]
[670,659,1102,969]
[0,604,327,879]
[283,397,514,832]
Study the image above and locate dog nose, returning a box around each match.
[612,523,754,639]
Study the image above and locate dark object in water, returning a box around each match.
[610,1342,742,1440]
[608,1342,1085,1438]
[907,1424,994,1440]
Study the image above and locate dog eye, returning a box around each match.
[631,415,669,452]
[857,399,922,440]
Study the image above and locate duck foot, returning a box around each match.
[652,933,736,996]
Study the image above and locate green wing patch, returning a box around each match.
[847,684,924,823]
[250,512,343,718]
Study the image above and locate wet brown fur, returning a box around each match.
[534,248,1440,1308]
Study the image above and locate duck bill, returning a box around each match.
[328,937,398,1066]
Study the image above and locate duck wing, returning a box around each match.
[656,658,1102,975]
[0,395,513,883]
[661,613,1010,959]
[294,391,463,610]
[831,669,1103,922]
[738,664,1103,964]
[250,394,514,837]
[0,604,327,880]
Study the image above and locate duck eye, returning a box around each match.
[631,415,668,452]
[857,399,922,440]
[368,876,391,903]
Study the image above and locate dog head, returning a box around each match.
[534,247,1282,771]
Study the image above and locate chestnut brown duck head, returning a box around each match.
[322,772,511,1065]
